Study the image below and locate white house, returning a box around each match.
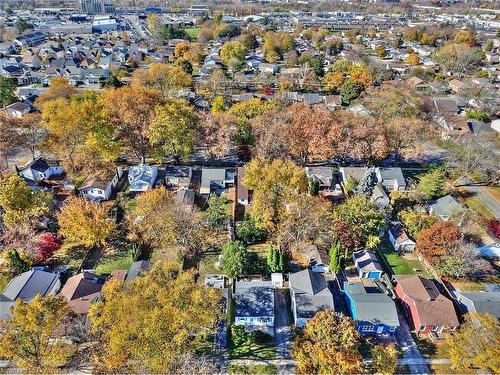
[5,102,31,118]
[388,223,416,252]
[80,167,123,201]
[128,164,158,192]
[18,157,64,182]
[234,281,274,335]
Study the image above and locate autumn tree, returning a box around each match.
[220,41,248,70]
[0,113,19,173]
[198,112,239,160]
[0,295,74,372]
[386,118,432,159]
[15,113,46,161]
[104,85,161,163]
[35,77,76,110]
[36,232,63,263]
[416,221,461,261]
[453,30,476,46]
[277,194,332,250]
[228,98,277,120]
[132,63,192,100]
[432,44,483,76]
[371,343,398,375]
[322,71,345,92]
[57,197,115,248]
[292,310,363,374]
[89,263,221,373]
[149,99,199,162]
[243,158,308,232]
[0,175,52,227]
[445,313,500,373]
[363,86,424,122]
[404,53,421,65]
[398,208,437,238]
[42,91,119,175]
[333,195,385,249]
[129,187,203,256]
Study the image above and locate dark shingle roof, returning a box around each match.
[234,281,274,317]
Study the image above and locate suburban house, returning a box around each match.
[393,275,459,336]
[128,164,158,192]
[200,168,235,195]
[343,281,399,335]
[58,272,105,315]
[79,167,123,201]
[428,195,464,221]
[388,223,416,252]
[0,269,61,320]
[234,281,274,334]
[18,157,64,183]
[467,120,496,136]
[353,250,384,279]
[339,166,368,186]
[302,245,330,273]
[376,168,406,191]
[237,166,250,205]
[289,269,335,327]
[165,165,192,190]
[305,166,343,195]
[125,260,151,283]
[5,101,31,117]
[453,288,500,318]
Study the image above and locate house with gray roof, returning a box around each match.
[428,194,464,221]
[376,167,406,191]
[344,281,399,335]
[453,289,500,319]
[234,281,274,334]
[0,269,60,320]
[289,269,335,327]
[125,260,151,283]
[128,164,158,192]
[353,250,384,279]
[200,168,235,195]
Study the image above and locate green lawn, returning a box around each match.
[228,340,276,360]
[378,237,430,276]
[95,251,133,275]
[0,274,12,291]
[185,27,200,39]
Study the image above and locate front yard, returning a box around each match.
[227,337,276,360]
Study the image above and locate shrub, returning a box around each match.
[36,232,63,263]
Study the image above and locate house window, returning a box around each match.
[419,325,426,331]
[431,325,440,332]
[361,325,374,332]
[389,327,396,333]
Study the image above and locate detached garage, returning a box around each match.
[353,250,384,279]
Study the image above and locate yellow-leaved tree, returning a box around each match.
[57,197,115,248]
[445,312,500,373]
[0,295,75,372]
[243,158,308,232]
[88,262,221,373]
[0,174,52,227]
[132,63,192,100]
[292,309,363,374]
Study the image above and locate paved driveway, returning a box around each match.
[274,289,292,360]
[463,183,500,219]
[395,309,430,375]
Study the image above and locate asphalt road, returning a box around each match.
[463,183,500,219]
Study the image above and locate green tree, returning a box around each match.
[0,175,52,227]
[371,343,398,375]
[292,310,363,374]
[418,166,447,199]
[102,74,123,88]
[333,195,385,249]
[2,249,29,275]
[328,240,341,273]
[149,99,199,162]
[308,178,320,196]
[14,18,31,33]
[340,79,363,105]
[213,10,223,24]
[375,45,387,58]
[0,295,74,372]
[89,262,221,373]
[398,208,438,238]
[0,77,17,106]
[236,215,266,245]
[204,194,231,228]
[267,245,284,272]
[221,241,249,279]
[445,312,500,373]
[465,109,490,122]
[220,41,248,70]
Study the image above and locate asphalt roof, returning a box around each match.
[234,281,274,318]
[344,281,400,327]
[289,269,334,319]
[458,291,500,318]
[125,260,151,283]
[428,195,463,218]
[353,250,383,274]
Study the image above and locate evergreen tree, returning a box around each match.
[308,178,320,196]
[329,241,340,273]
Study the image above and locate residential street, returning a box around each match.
[463,183,500,219]
[394,309,430,375]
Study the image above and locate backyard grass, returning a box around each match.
[378,237,430,277]
[51,242,89,273]
[0,274,12,291]
[198,254,221,276]
[185,27,201,39]
[95,249,133,275]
